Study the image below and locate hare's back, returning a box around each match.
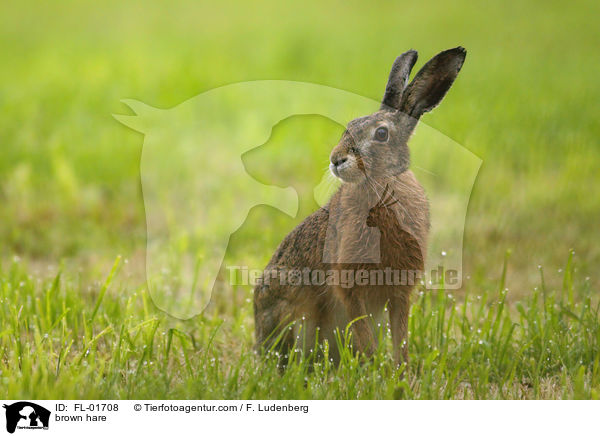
[265,206,330,270]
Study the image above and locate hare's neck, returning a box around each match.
[341,177,395,204]
[339,180,375,207]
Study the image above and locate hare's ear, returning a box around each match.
[399,47,466,118]
[380,50,418,111]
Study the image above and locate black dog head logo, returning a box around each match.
[3,402,50,434]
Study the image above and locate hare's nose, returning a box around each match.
[331,156,348,167]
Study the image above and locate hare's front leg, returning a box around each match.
[389,292,411,366]
[336,288,377,357]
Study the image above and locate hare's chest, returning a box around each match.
[329,212,382,264]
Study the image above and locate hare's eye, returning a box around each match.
[374,127,388,142]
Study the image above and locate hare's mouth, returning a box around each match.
[329,156,364,183]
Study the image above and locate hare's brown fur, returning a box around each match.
[254,47,466,366]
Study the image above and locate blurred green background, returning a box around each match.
[1,0,599,296]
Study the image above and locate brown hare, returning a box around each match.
[254,47,466,366]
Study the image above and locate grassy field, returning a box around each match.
[2,254,599,399]
[1,0,599,399]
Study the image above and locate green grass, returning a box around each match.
[1,0,599,399]
[1,252,598,399]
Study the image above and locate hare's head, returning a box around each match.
[330,47,466,183]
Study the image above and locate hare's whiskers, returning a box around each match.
[412,165,436,176]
